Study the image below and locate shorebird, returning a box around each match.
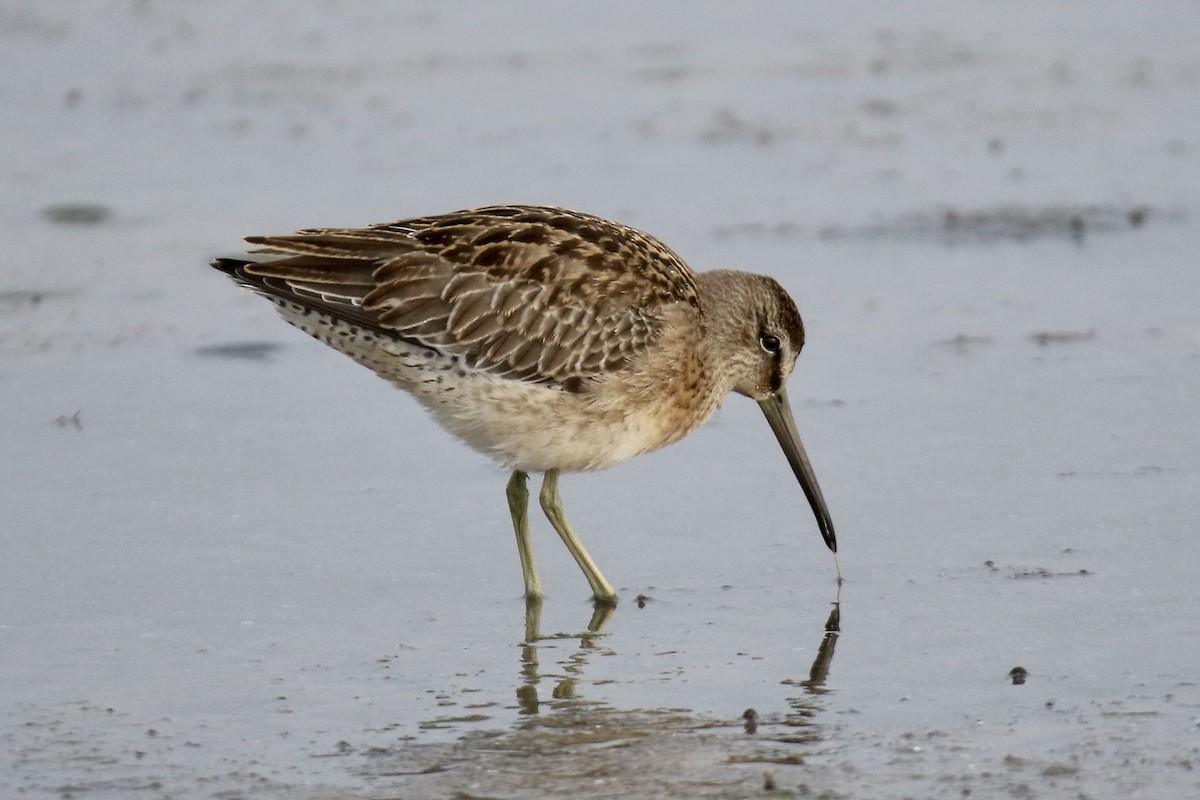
[212,205,836,604]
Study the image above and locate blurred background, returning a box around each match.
[3,2,1198,797]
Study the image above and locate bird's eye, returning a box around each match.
[759,333,782,354]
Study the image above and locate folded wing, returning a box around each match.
[215,205,700,387]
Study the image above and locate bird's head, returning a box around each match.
[696,270,836,554]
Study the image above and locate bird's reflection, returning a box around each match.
[802,599,840,692]
[774,588,841,745]
[514,586,842,732]
[516,598,613,715]
[366,592,843,793]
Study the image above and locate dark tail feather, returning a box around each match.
[210,257,256,282]
[209,257,392,336]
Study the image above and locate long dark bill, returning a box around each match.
[758,387,837,553]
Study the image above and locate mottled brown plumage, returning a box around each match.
[212,205,835,603]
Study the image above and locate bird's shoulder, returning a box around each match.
[375,205,698,311]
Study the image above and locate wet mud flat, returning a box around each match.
[4,1,1200,798]
[8,591,1198,800]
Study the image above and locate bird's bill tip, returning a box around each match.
[757,388,837,553]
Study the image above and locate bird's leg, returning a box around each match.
[506,470,543,600]
[538,469,618,605]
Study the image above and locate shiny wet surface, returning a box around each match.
[3,2,1199,797]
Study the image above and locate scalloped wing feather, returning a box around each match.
[230,206,699,386]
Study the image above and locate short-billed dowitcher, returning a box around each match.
[212,205,835,604]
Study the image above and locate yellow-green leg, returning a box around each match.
[506,470,543,600]
[539,469,618,605]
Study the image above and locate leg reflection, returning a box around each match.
[516,598,616,715]
[516,597,543,715]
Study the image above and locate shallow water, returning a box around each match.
[3,2,1199,798]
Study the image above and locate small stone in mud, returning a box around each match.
[763,770,777,790]
[743,708,758,734]
[635,593,650,608]
[1008,666,1028,685]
